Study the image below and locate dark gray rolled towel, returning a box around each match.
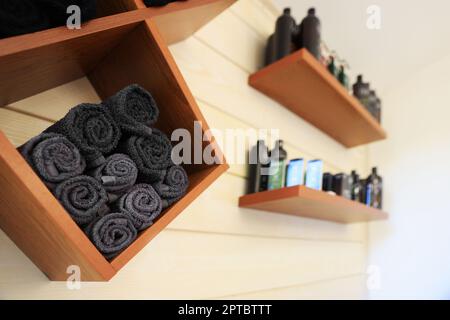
[153,165,189,209]
[91,154,138,203]
[38,0,97,27]
[122,129,173,183]
[18,133,86,189]
[116,184,162,231]
[55,175,109,226]
[45,103,121,168]
[105,84,159,136]
[0,0,51,39]
[85,212,137,260]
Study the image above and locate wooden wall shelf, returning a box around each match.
[0,2,230,281]
[249,49,387,148]
[239,186,388,224]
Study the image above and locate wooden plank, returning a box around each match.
[0,132,116,281]
[219,274,368,299]
[170,173,366,242]
[229,0,277,38]
[7,78,101,122]
[0,109,52,146]
[249,49,387,148]
[239,186,388,224]
[169,37,368,173]
[195,9,266,72]
[0,229,366,299]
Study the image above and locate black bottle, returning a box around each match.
[332,173,352,199]
[265,34,276,66]
[374,96,382,123]
[273,8,296,61]
[351,170,363,202]
[322,173,334,192]
[353,75,365,99]
[298,8,321,60]
[368,90,378,118]
[365,167,383,209]
[247,140,270,194]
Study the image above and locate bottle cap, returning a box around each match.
[357,75,363,82]
[372,167,378,174]
[284,8,291,14]
[308,8,316,15]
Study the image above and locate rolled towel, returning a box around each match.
[38,0,97,27]
[55,175,109,226]
[85,213,137,260]
[46,103,121,168]
[90,154,138,203]
[122,129,172,183]
[116,184,162,231]
[18,133,86,189]
[153,165,189,209]
[105,84,159,136]
[0,0,50,39]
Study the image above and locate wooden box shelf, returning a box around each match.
[239,186,388,224]
[0,4,230,281]
[249,49,387,148]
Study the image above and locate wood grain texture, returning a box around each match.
[0,132,116,281]
[239,186,388,224]
[97,0,237,44]
[0,229,365,299]
[249,49,387,148]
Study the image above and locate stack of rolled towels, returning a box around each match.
[0,0,97,39]
[18,84,189,260]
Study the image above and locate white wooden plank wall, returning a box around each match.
[0,0,369,299]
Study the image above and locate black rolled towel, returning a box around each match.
[116,184,162,231]
[37,0,97,27]
[55,175,109,226]
[85,213,137,260]
[122,129,173,183]
[105,84,159,136]
[46,103,121,168]
[0,0,51,39]
[18,133,86,189]
[153,165,189,209]
[91,154,138,203]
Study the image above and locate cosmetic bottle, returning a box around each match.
[274,8,296,61]
[305,159,323,190]
[322,173,334,193]
[328,56,338,78]
[265,34,276,66]
[353,75,365,99]
[368,90,378,118]
[298,8,321,60]
[351,170,363,202]
[267,140,288,190]
[332,173,352,199]
[374,96,382,123]
[365,167,383,209]
[247,140,270,194]
[286,158,304,187]
[338,65,350,91]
